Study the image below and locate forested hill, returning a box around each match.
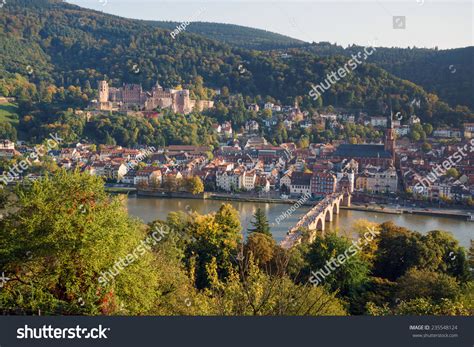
[147,21,306,51]
[304,43,474,110]
[0,0,472,127]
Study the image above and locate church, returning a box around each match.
[332,117,396,168]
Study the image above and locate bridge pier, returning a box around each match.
[342,194,351,207]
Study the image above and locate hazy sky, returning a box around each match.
[66,0,473,49]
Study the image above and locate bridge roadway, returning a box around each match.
[280,192,351,249]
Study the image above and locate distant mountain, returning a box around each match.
[0,0,472,128]
[147,21,306,51]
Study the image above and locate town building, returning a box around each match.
[311,171,337,197]
[290,172,312,196]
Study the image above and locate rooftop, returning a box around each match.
[333,144,392,159]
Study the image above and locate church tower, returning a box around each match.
[385,116,396,158]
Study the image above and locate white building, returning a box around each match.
[371,117,388,128]
[242,171,257,191]
[366,167,398,193]
[395,125,410,137]
[0,140,15,150]
[264,102,282,112]
[216,171,243,192]
[433,129,462,138]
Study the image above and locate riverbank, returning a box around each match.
[136,189,307,205]
[132,189,472,221]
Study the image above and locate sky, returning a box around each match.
[66,0,473,49]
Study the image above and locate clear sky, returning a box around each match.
[66,0,473,49]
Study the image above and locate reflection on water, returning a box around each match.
[126,196,473,248]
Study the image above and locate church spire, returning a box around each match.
[385,113,396,161]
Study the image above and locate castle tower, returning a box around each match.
[385,116,396,158]
[98,80,109,103]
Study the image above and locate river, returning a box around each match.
[125,196,473,248]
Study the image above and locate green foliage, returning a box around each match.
[21,109,218,147]
[469,240,474,274]
[0,168,471,316]
[367,298,472,316]
[445,168,460,179]
[248,208,271,236]
[0,170,159,315]
[395,268,461,303]
[245,232,276,265]
[306,42,474,111]
[303,233,370,298]
[149,21,306,51]
[177,204,242,289]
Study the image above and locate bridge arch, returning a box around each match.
[332,201,339,215]
[324,207,333,222]
[315,217,324,232]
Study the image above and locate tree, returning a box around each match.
[0,170,159,315]
[410,130,421,141]
[248,208,271,236]
[367,298,471,316]
[183,204,242,289]
[185,176,204,195]
[423,123,433,135]
[245,232,276,265]
[445,168,459,179]
[303,233,370,299]
[395,268,461,303]
[420,230,471,282]
[469,240,474,277]
[373,222,425,281]
[373,223,471,283]
[421,142,432,152]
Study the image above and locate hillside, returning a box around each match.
[147,21,306,51]
[303,43,474,110]
[0,0,472,130]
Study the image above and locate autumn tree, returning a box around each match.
[185,176,204,195]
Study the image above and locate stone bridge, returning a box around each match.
[280,192,351,249]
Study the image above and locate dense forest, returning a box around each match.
[148,21,306,51]
[304,42,474,110]
[0,171,472,315]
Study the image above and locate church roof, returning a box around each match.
[333,144,392,159]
